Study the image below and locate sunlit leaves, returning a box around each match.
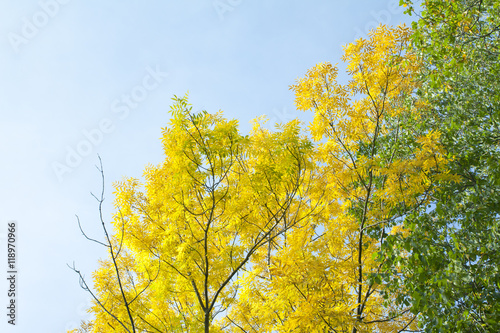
[83,95,314,332]
[221,25,443,333]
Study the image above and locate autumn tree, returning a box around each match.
[381,1,500,331]
[71,95,315,333]
[224,25,449,332]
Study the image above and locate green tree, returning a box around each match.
[382,1,500,331]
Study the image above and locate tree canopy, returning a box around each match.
[70,4,500,331]
[380,1,500,331]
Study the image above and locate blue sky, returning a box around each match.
[0,1,413,331]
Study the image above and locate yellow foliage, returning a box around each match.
[84,96,316,332]
[225,25,445,332]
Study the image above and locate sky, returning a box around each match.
[0,1,414,331]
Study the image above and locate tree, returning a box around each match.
[223,25,447,333]
[382,1,500,331]
[71,95,315,332]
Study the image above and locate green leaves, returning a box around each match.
[389,1,500,331]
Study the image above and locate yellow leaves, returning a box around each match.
[221,24,445,333]
[341,24,415,99]
[290,62,350,142]
[268,258,288,278]
[390,224,410,237]
[275,24,440,332]
[85,95,319,333]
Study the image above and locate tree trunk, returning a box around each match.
[205,310,210,333]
